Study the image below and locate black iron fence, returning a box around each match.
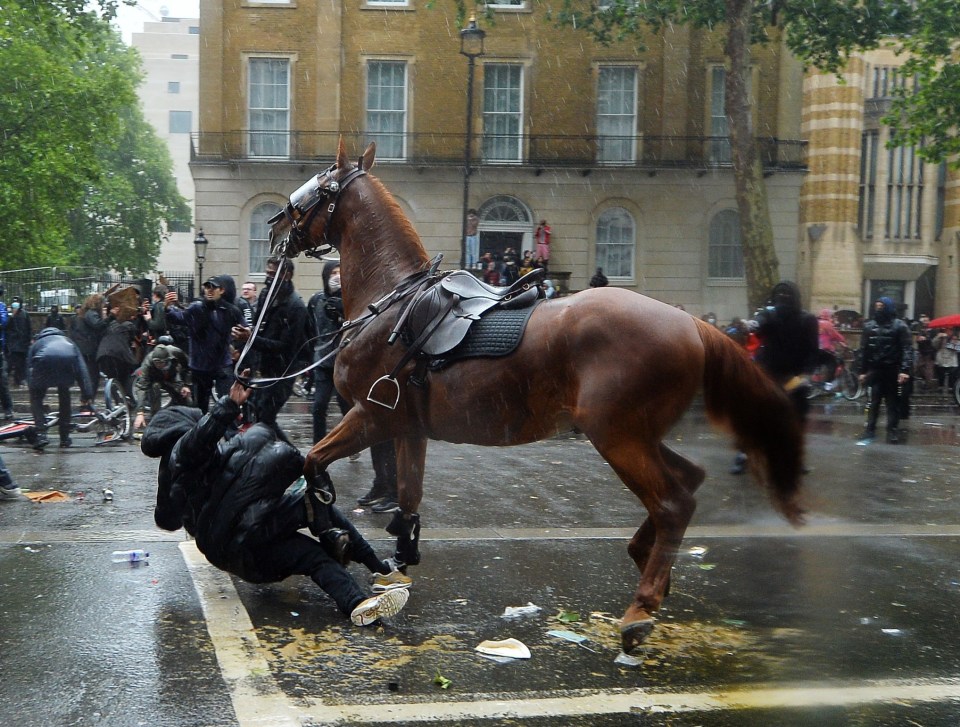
[191,131,808,173]
[0,267,197,312]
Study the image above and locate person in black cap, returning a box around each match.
[133,342,191,430]
[164,275,247,413]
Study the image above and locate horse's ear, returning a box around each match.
[336,136,349,169]
[359,142,376,171]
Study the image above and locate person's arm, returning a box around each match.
[898,323,914,379]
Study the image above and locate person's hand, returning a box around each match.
[164,291,177,307]
[134,413,146,430]
[232,325,250,342]
[858,374,867,383]
[898,373,910,384]
[229,371,252,405]
[180,386,191,400]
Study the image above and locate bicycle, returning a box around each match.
[0,378,132,446]
[806,346,863,400]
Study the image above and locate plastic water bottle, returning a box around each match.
[111,549,149,563]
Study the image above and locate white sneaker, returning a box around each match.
[350,588,409,626]
[372,569,412,593]
[0,486,23,501]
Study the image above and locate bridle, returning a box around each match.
[267,162,367,259]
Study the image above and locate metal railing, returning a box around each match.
[0,268,196,312]
[191,131,807,172]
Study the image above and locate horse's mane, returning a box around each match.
[350,171,429,272]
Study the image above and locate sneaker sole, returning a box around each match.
[351,588,409,626]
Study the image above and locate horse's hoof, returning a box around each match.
[620,618,655,654]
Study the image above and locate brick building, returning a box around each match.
[191,0,806,320]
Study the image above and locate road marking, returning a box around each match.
[181,540,960,725]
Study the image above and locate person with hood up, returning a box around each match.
[248,257,309,428]
[858,297,913,444]
[141,378,410,625]
[730,281,818,474]
[164,275,247,413]
[308,261,348,444]
[27,327,94,449]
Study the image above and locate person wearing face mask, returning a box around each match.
[248,257,309,428]
[307,261,348,444]
[858,297,913,444]
[164,275,247,414]
[6,297,33,387]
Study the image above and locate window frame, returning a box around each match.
[594,206,636,281]
[596,64,639,165]
[168,110,192,134]
[248,202,283,275]
[365,59,409,161]
[482,63,524,163]
[707,208,744,280]
[246,55,292,159]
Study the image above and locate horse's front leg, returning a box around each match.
[385,435,427,568]
[303,409,384,561]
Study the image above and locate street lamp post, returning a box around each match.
[459,15,485,271]
[194,228,208,291]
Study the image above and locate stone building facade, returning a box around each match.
[192,0,806,321]
[800,48,960,320]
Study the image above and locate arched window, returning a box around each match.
[708,209,743,279]
[595,207,634,279]
[249,202,281,274]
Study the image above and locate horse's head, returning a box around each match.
[268,139,377,258]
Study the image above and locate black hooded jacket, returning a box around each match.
[860,298,913,373]
[143,398,304,580]
[753,281,819,382]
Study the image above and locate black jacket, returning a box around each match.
[27,327,94,397]
[861,317,913,373]
[145,398,304,581]
[6,310,32,354]
[252,288,309,374]
[71,308,110,359]
[754,282,819,382]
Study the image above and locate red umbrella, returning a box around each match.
[926,314,960,329]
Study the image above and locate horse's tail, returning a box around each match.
[695,318,805,526]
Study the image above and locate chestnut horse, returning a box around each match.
[269,140,805,653]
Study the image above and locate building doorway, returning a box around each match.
[477,195,533,263]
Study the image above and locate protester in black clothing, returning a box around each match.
[142,381,410,625]
[6,298,32,387]
[590,267,609,288]
[96,304,142,409]
[308,261,349,444]
[164,275,247,413]
[858,297,913,444]
[248,257,308,427]
[27,327,94,449]
[731,280,818,474]
[44,305,66,331]
[70,293,111,399]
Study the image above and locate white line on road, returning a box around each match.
[180,541,960,726]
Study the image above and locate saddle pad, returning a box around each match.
[429,302,541,370]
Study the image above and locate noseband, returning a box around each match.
[268,163,367,258]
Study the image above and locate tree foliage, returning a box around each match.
[0,0,188,273]
[885,1,960,166]
[548,0,918,309]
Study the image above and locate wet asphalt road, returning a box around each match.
[2,391,960,726]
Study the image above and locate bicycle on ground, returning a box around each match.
[806,345,863,401]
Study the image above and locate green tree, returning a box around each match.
[538,0,915,310]
[884,1,960,166]
[0,0,187,273]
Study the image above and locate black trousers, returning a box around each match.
[250,376,295,428]
[191,366,233,414]
[30,385,72,441]
[311,367,348,443]
[865,367,901,434]
[239,504,385,615]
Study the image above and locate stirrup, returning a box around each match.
[368,375,400,410]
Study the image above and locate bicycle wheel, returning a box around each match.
[103,379,133,441]
[839,368,862,400]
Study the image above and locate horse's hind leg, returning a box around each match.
[599,441,702,653]
[626,444,706,597]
